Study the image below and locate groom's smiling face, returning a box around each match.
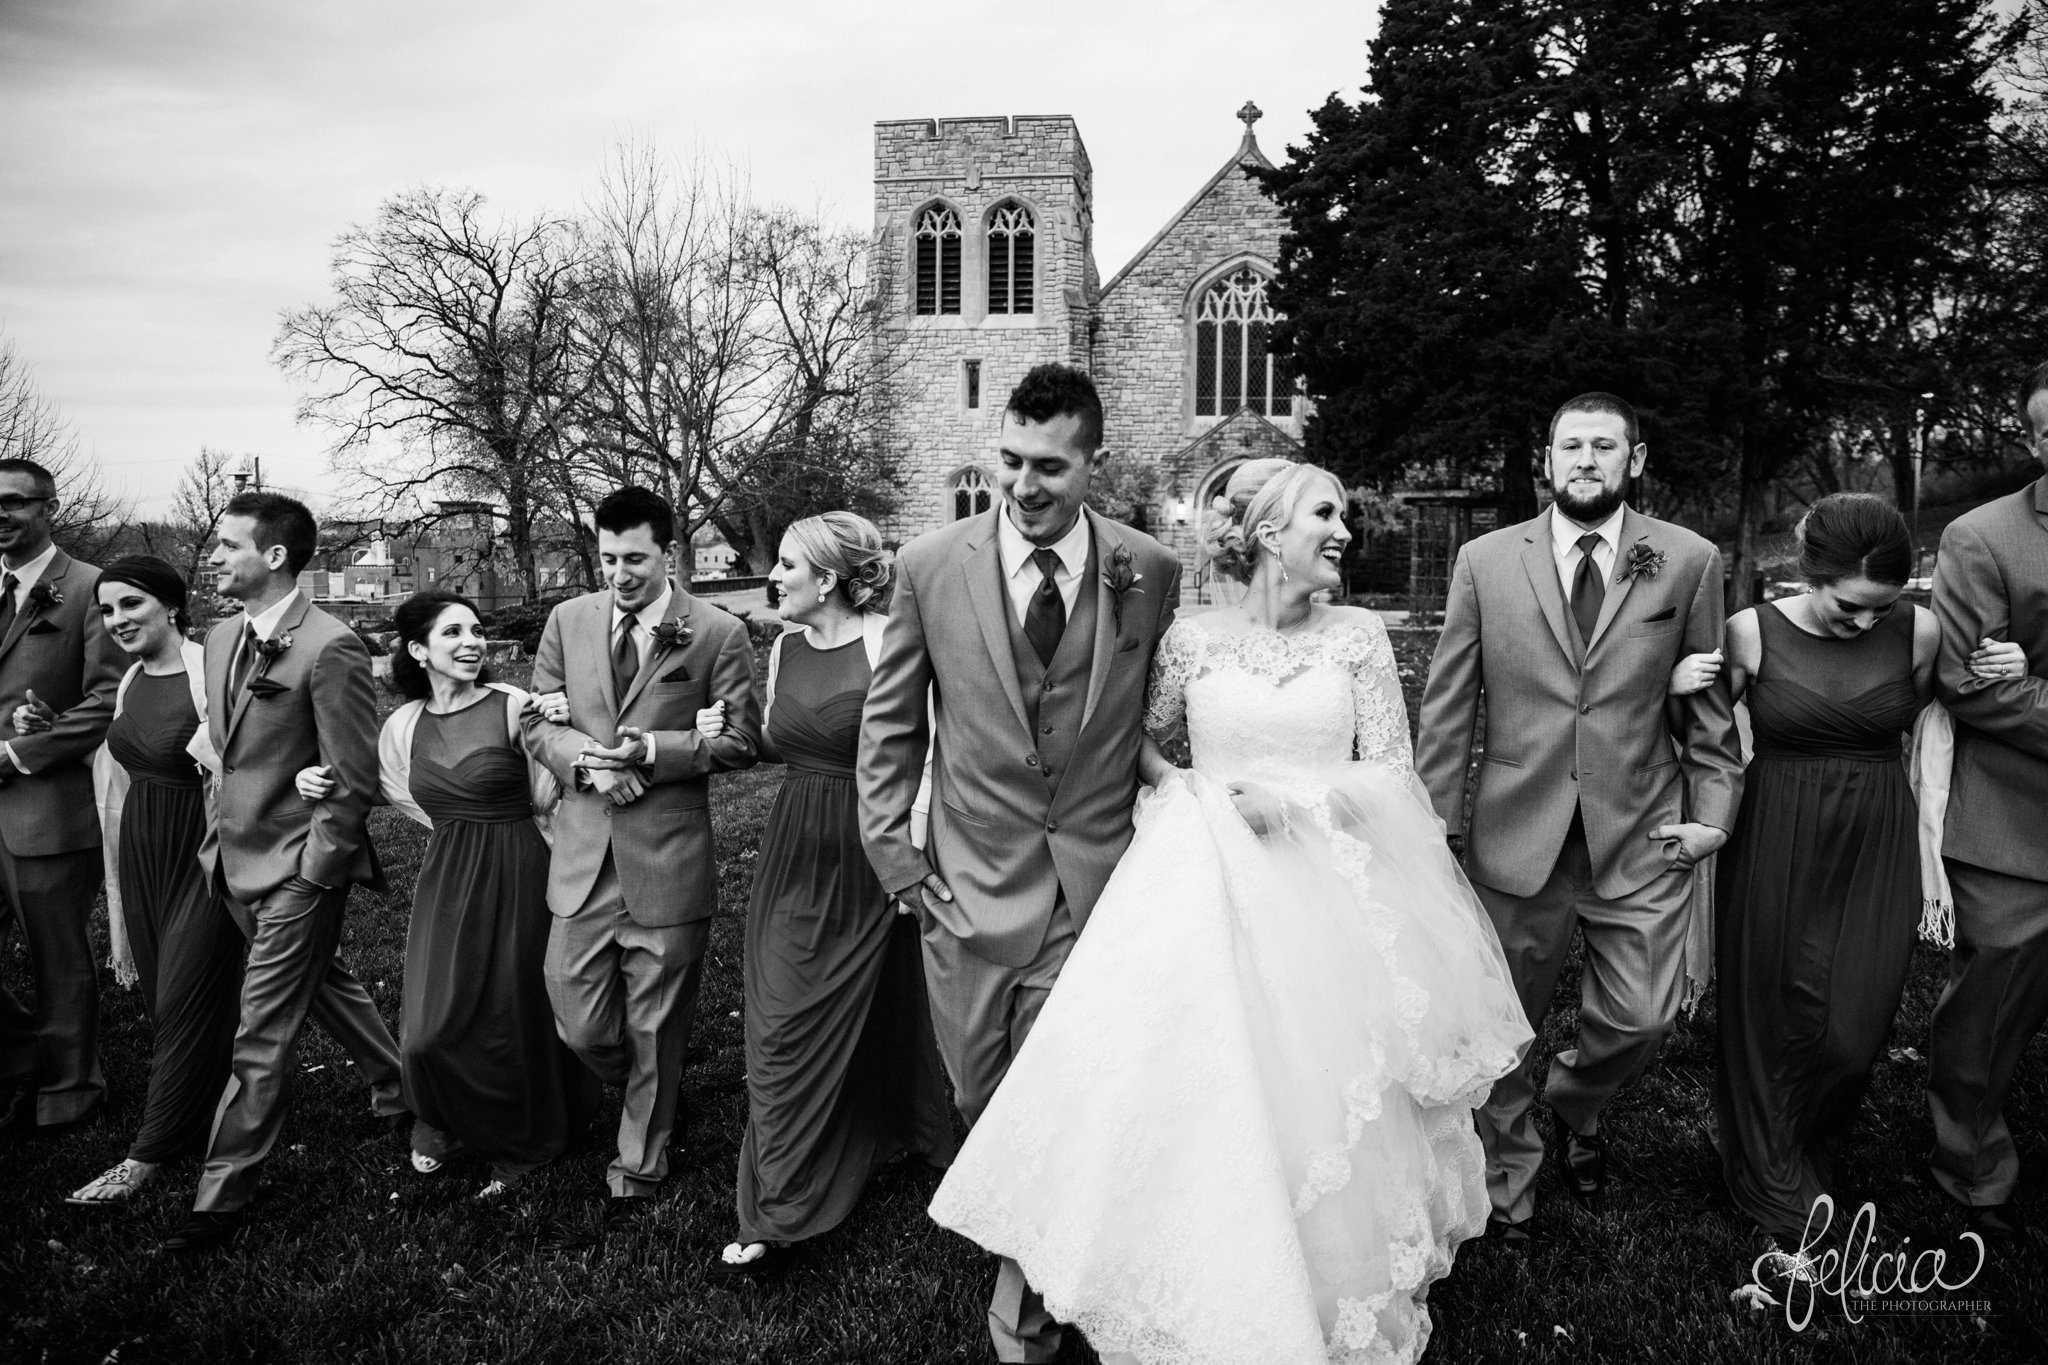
[997,410,1094,546]
[1548,409,1647,527]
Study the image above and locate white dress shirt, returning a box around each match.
[609,582,675,675]
[1550,504,1626,601]
[996,505,1090,628]
[0,540,59,612]
[606,582,674,763]
[0,540,62,773]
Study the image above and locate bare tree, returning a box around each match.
[134,447,237,602]
[0,333,129,562]
[567,145,898,575]
[275,187,597,598]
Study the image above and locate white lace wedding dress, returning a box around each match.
[928,615,1533,1365]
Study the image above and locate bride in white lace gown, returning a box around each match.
[928,460,1532,1365]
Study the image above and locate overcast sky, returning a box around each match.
[0,0,1378,517]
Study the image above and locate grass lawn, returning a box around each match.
[4,638,2047,1363]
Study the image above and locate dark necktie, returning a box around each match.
[230,622,263,697]
[1024,548,1067,667]
[613,616,640,699]
[0,573,17,642]
[1570,532,1605,648]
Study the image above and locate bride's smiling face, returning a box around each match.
[1257,474,1351,592]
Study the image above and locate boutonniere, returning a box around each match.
[25,581,61,613]
[1101,545,1143,632]
[252,631,293,662]
[1620,538,1668,584]
[649,619,692,652]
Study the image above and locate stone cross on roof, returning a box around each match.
[1237,100,1263,129]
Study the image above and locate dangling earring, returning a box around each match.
[1281,559,1290,584]
[817,587,829,605]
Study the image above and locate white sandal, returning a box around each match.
[65,1160,157,1206]
[409,1151,445,1175]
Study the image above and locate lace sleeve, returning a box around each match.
[1348,616,1413,767]
[1144,620,1199,746]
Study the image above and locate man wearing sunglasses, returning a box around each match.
[0,458,122,1140]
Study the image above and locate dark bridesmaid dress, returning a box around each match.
[1715,601,1922,1244]
[108,670,242,1162]
[735,630,957,1246]
[401,693,599,1179]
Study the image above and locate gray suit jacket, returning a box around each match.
[0,549,123,858]
[1417,506,1744,900]
[522,585,761,927]
[858,506,1181,968]
[1932,475,2048,882]
[197,595,383,904]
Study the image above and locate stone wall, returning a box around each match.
[1089,133,1303,587]
[872,116,1097,542]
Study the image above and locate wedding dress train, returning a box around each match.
[929,617,1532,1365]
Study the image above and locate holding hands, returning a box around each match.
[576,727,650,806]
[1668,650,1723,696]
[1966,637,2027,681]
[10,687,55,735]
[526,691,570,724]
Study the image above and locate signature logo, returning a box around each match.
[1740,1196,1988,1331]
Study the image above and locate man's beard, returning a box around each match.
[1553,479,1627,525]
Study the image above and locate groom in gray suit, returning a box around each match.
[1418,392,1743,1236]
[859,364,1179,1362]
[522,486,760,1218]
[1924,361,2048,1243]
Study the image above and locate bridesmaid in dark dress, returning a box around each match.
[58,556,242,1205]
[298,590,598,1199]
[709,512,956,1275]
[1671,495,2014,1260]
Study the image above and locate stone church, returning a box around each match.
[872,106,1305,591]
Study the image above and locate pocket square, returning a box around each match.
[248,677,290,698]
[25,619,60,636]
[1644,606,1677,623]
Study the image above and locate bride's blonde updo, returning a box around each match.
[1200,459,1346,585]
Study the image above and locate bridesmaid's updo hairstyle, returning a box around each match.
[1200,459,1345,585]
[390,589,490,701]
[784,511,894,612]
[1794,493,1914,588]
[97,554,190,632]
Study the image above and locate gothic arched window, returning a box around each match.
[950,467,994,520]
[914,204,963,316]
[1194,268,1290,419]
[986,202,1035,315]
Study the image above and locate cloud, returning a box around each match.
[0,0,1374,514]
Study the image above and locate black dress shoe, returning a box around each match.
[603,1194,655,1228]
[1965,1203,2029,1246]
[358,1110,414,1144]
[164,1211,245,1254]
[1551,1120,1607,1208]
[1486,1217,1533,1250]
[0,1084,35,1142]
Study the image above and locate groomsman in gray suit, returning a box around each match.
[168,491,405,1253]
[1925,361,2048,1243]
[522,486,760,1220]
[0,458,122,1138]
[860,364,1180,1362]
[1418,393,1743,1238]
